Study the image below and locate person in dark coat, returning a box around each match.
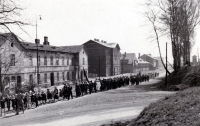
[89,82,93,94]
[53,87,59,102]
[16,93,24,115]
[62,84,68,100]
[47,89,52,103]
[68,84,73,100]
[5,94,11,111]
[75,82,81,98]
[1,96,5,116]
[59,89,63,100]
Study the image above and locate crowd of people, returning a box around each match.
[0,72,159,116]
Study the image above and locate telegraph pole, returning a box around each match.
[99,55,100,80]
[166,42,168,87]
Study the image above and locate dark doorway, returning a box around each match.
[17,76,21,91]
[50,73,54,86]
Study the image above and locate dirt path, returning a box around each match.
[0,78,175,126]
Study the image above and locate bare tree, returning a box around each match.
[0,0,29,93]
[144,0,200,72]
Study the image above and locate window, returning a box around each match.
[56,57,59,65]
[29,56,33,66]
[67,72,69,80]
[67,57,69,65]
[44,73,47,83]
[83,58,85,65]
[57,72,59,81]
[62,72,64,80]
[44,56,47,65]
[10,54,15,66]
[11,76,16,81]
[29,74,33,84]
[11,42,14,47]
[50,56,53,65]
[62,57,64,66]
[38,56,40,66]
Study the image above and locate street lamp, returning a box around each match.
[35,15,42,87]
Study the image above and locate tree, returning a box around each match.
[144,0,200,72]
[0,0,28,93]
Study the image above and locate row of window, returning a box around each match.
[9,55,86,67]
[29,72,72,84]
[29,56,73,66]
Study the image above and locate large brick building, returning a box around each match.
[83,39,121,77]
[0,33,88,94]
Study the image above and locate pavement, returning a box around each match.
[0,69,175,126]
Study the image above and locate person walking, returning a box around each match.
[16,92,24,115]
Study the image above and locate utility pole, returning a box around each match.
[35,15,41,87]
[166,42,168,87]
[99,55,100,80]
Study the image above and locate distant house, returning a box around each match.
[120,53,137,74]
[154,56,164,68]
[192,55,197,66]
[83,39,121,77]
[136,58,152,72]
[140,54,158,69]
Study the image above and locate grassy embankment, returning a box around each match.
[103,66,200,126]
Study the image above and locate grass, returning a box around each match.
[128,87,200,126]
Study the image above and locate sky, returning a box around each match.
[9,0,200,64]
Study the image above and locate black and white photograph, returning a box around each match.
[1,0,200,126]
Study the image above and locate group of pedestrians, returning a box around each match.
[0,72,159,116]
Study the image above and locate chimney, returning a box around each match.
[43,36,49,45]
[35,39,40,44]
[138,53,140,59]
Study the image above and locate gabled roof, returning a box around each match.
[141,54,158,61]
[121,53,137,64]
[60,45,84,53]
[0,33,74,53]
[20,42,70,53]
[84,40,120,50]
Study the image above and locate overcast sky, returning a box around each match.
[13,0,200,63]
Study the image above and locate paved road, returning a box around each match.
[0,77,174,126]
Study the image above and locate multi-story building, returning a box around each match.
[120,53,137,74]
[60,45,88,81]
[0,33,88,94]
[83,39,121,77]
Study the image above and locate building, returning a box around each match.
[192,55,197,66]
[0,33,88,94]
[136,58,152,72]
[83,39,121,77]
[120,53,137,74]
[154,56,164,68]
[140,54,159,69]
[60,45,88,81]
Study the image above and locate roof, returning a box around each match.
[121,53,137,64]
[0,33,76,53]
[141,54,158,61]
[60,45,84,53]
[84,40,120,50]
[20,42,70,53]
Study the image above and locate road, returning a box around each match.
[0,75,174,126]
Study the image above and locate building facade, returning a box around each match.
[0,33,88,94]
[140,54,159,69]
[83,39,121,77]
[60,45,88,82]
[120,53,137,74]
